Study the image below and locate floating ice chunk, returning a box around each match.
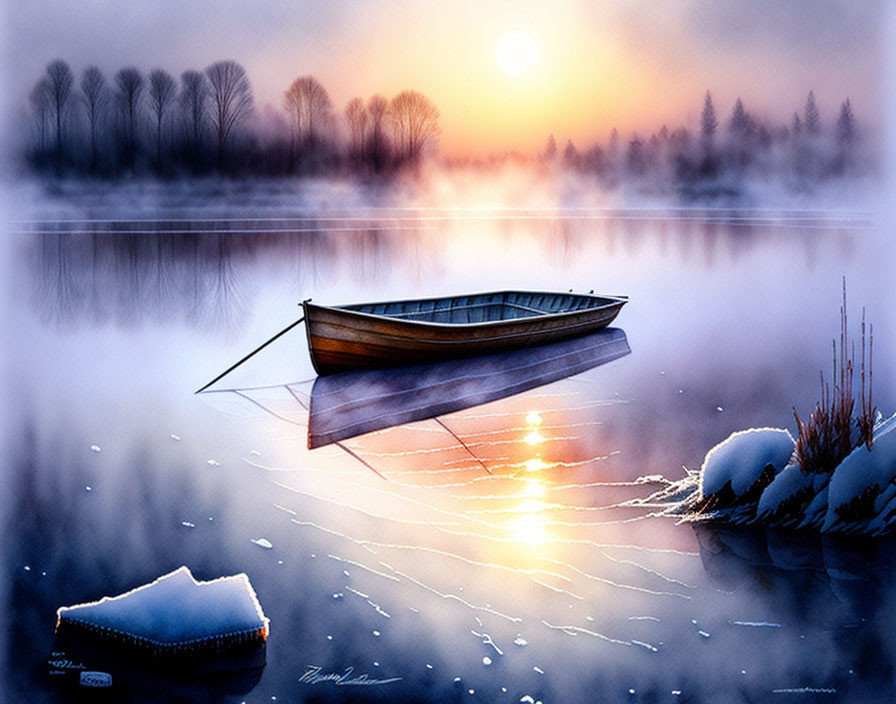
[716,407,723,412]
[171,434,181,441]
[207,459,221,467]
[181,522,195,529]
[24,565,31,572]
[700,428,795,499]
[483,657,492,665]
[514,636,528,647]
[56,566,268,655]
[372,630,380,636]
[533,666,544,674]
[90,445,101,453]
[251,538,273,549]
[85,486,92,492]
[521,697,535,703]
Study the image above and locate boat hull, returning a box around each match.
[303,290,626,375]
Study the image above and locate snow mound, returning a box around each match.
[56,567,269,656]
[700,428,795,499]
[755,464,815,521]
[823,418,896,534]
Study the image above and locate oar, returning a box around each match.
[194,316,305,394]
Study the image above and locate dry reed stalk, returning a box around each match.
[793,279,874,474]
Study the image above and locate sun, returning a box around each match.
[495,31,541,76]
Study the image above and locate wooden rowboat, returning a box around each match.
[302,290,627,375]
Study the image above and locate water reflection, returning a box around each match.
[20,210,867,329]
[510,410,549,546]
[8,207,893,703]
[695,525,896,698]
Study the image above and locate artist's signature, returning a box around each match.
[299,665,402,686]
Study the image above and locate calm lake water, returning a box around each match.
[4,191,896,703]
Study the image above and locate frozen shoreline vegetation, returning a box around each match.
[659,414,896,536]
[660,289,894,536]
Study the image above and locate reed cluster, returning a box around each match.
[793,281,875,474]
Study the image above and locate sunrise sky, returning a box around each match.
[2,0,885,157]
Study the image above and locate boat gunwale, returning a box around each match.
[302,289,628,331]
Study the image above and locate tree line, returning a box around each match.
[25,58,441,177]
[533,90,866,197]
[24,58,868,194]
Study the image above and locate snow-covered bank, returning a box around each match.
[662,413,896,536]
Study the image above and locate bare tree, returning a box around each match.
[284,76,332,169]
[390,90,440,163]
[148,69,176,167]
[179,70,209,169]
[45,60,74,165]
[80,66,108,171]
[115,67,145,169]
[29,78,51,154]
[367,94,389,171]
[284,76,332,141]
[205,60,254,170]
[344,97,368,163]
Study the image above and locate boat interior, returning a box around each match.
[340,291,622,324]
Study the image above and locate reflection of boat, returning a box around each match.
[308,327,630,448]
[303,290,627,375]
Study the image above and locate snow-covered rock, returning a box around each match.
[823,417,896,534]
[699,428,795,506]
[755,464,813,522]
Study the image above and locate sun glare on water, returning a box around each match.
[495,31,541,76]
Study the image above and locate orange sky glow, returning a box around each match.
[5,0,885,158]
